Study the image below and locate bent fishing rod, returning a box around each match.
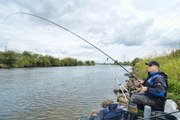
[5,12,136,80]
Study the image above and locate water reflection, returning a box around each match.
[0,65,131,120]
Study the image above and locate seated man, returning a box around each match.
[131,61,168,111]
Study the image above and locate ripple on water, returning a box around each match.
[0,65,131,120]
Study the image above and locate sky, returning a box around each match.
[0,0,180,63]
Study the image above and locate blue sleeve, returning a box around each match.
[147,76,167,97]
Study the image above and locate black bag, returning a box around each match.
[150,111,178,120]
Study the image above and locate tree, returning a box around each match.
[77,60,84,66]
[37,56,52,67]
[114,60,119,65]
[85,61,90,65]
[132,57,141,66]
[90,60,95,65]
[23,51,32,57]
[15,55,30,67]
[61,57,78,66]
[2,51,17,67]
[50,57,60,66]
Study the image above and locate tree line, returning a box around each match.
[0,51,95,68]
[112,57,141,66]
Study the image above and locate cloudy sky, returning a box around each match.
[0,0,180,62]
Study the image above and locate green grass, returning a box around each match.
[135,50,180,109]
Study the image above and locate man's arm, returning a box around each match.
[139,85,147,93]
[138,80,145,84]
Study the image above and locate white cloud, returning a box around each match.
[0,0,180,62]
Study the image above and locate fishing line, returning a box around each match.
[106,58,129,102]
[4,12,136,78]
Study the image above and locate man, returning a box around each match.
[131,61,168,111]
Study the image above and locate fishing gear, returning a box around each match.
[138,110,180,120]
[106,58,129,102]
[5,12,137,79]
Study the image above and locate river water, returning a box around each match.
[0,65,131,120]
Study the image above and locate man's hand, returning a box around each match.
[139,85,148,93]
[138,79,145,84]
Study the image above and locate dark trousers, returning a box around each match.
[131,93,165,111]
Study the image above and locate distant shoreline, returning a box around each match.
[0,64,133,69]
[0,50,96,68]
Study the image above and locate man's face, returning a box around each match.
[147,65,158,73]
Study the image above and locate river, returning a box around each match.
[0,65,131,120]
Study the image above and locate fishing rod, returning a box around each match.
[5,12,137,79]
[106,58,129,102]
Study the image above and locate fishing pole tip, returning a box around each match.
[3,12,30,23]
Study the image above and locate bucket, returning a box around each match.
[128,102,138,120]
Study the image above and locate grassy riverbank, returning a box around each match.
[135,49,180,109]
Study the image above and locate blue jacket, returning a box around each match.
[144,72,168,101]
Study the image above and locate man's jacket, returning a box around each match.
[143,72,168,101]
